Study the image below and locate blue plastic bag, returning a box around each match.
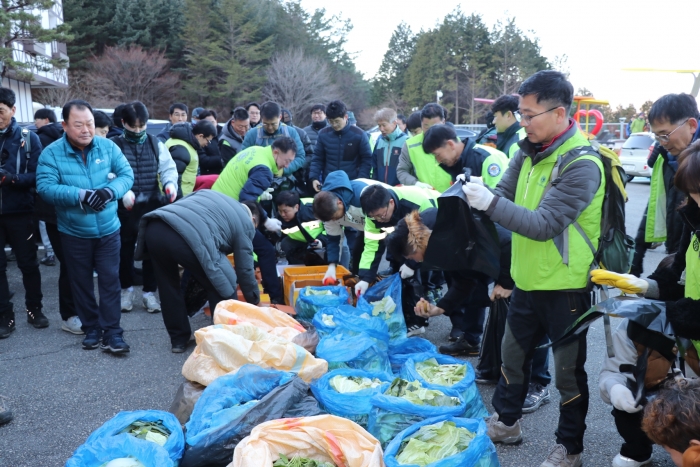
[310,368,392,427]
[388,337,438,374]
[66,410,184,466]
[368,382,467,446]
[296,285,349,321]
[312,305,390,342]
[401,353,489,418]
[66,433,175,467]
[317,329,392,374]
[383,416,500,467]
[185,365,294,446]
[357,273,407,341]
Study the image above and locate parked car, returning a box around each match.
[618,132,655,181]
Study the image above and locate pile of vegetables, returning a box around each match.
[119,420,171,446]
[415,358,467,386]
[385,378,460,407]
[370,297,396,319]
[321,314,336,327]
[329,375,383,393]
[273,454,336,467]
[396,421,476,466]
[304,289,334,296]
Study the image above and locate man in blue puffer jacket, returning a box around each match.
[37,100,134,354]
[308,100,372,192]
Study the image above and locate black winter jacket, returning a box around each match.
[309,123,372,183]
[36,122,63,150]
[34,122,63,224]
[0,118,42,215]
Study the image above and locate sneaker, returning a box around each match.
[522,382,551,413]
[82,329,103,350]
[171,342,187,353]
[540,444,582,467]
[40,254,56,266]
[0,312,15,339]
[486,413,522,445]
[142,293,161,313]
[448,327,464,342]
[612,454,652,467]
[121,289,134,312]
[61,316,84,335]
[439,335,480,356]
[26,309,49,329]
[101,334,130,354]
[406,324,426,337]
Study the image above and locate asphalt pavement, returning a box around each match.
[0,179,677,466]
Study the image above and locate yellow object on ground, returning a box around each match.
[182,323,328,386]
[231,415,385,467]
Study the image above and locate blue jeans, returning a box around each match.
[60,231,123,337]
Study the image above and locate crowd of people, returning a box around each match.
[0,68,700,467]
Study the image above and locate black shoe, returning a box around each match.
[40,254,56,266]
[439,336,480,356]
[0,312,15,339]
[101,334,130,354]
[171,342,187,353]
[448,327,464,342]
[0,407,13,426]
[26,309,49,329]
[475,370,498,385]
[82,329,103,350]
[522,383,550,413]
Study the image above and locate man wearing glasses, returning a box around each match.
[630,94,699,278]
[462,70,604,467]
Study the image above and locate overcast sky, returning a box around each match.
[300,0,700,109]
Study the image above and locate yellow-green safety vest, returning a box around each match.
[508,127,527,159]
[645,156,667,243]
[281,198,325,242]
[685,234,700,355]
[406,133,452,192]
[165,139,199,196]
[211,145,278,201]
[511,131,605,291]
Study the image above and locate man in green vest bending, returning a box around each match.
[212,137,297,303]
[462,70,604,467]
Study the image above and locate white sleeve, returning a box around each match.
[157,141,179,188]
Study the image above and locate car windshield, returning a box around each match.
[623,134,654,150]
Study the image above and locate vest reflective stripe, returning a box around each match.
[645,156,667,243]
[165,139,198,196]
[364,226,396,240]
[211,146,277,201]
[475,144,509,188]
[407,133,452,192]
[508,128,527,158]
[511,132,605,291]
[282,220,325,242]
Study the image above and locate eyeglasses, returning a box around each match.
[368,204,390,221]
[515,107,561,125]
[654,119,689,143]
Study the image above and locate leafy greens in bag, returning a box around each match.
[273,454,336,467]
[386,378,460,407]
[119,420,171,446]
[329,375,383,393]
[371,296,396,319]
[415,358,467,387]
[305,289,334,296]
[396,421,475,466]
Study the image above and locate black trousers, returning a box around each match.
[630,206,650,277]
[613,408,653,461]
[492,288,590,455]
[0,213,42,314]
[118,209,157,292]
[45,222,76,320]
[448,274,490,345]
[60,231,122,337]
[252,229,283,302]
[145,220,230,346]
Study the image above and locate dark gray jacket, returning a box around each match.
[485,122,602,242]
[135,190,259,303]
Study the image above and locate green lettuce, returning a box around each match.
[415,358,466,387]
[273,453,335,467]
[396,421,475,466]
[385,378,460,407]
[370,296,396,318]
[329,375,383,393]
[305,288,334,296]
[321,314,336,327]
[119,420,170,446]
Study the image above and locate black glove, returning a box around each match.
[0,168,12,186]
[81,188,113,211]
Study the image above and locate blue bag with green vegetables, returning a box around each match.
[296,285,349,321]
[357,273,407,341]
[312,305,390,342]
[388,337,438,374]
[316,328,392,374]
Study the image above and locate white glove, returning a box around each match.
[323,264,337,283]
[414,181,433,190]
[164,183,177,203]
[399,264,415,279]
[260,187,274,201]
[310,239,323,249]
[455,175,484,185]
[355,280,369,297]
[610,384,642,413]
[122,190,135,210]
[264,217,282,233]
[463,182,494,211]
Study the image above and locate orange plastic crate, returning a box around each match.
[282,265,351,306]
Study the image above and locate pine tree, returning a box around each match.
[371,22,416,106]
